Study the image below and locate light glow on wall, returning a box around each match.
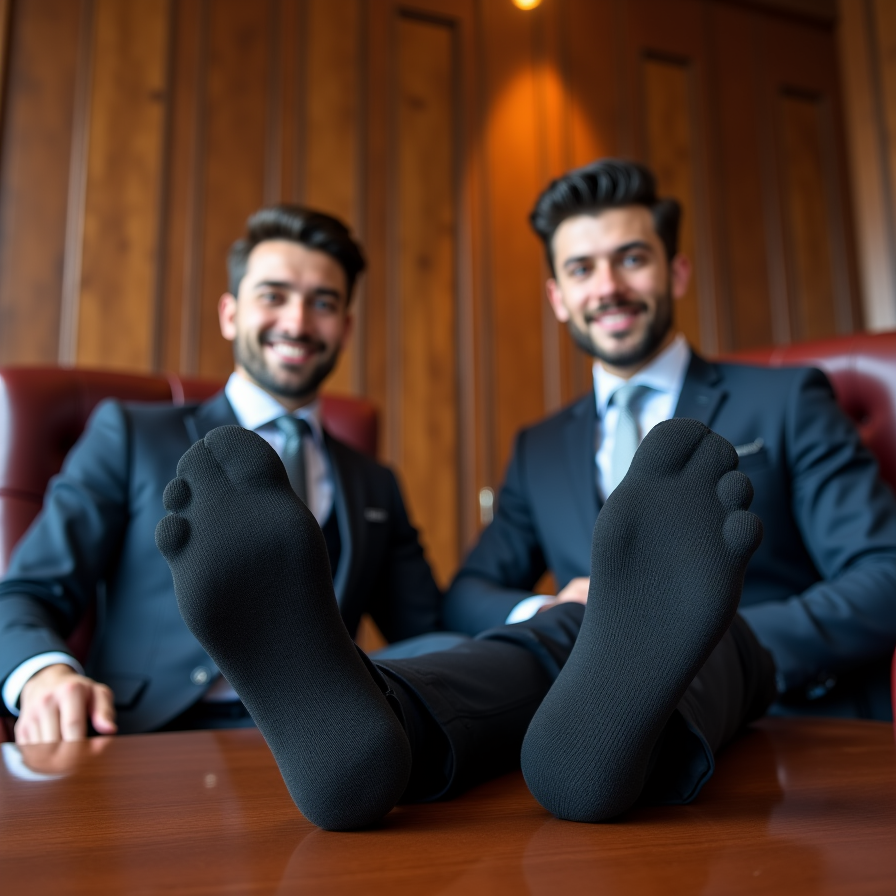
[512,0,542,9]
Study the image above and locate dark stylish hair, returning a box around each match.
[529,159,681,273]
[227,205,366,302]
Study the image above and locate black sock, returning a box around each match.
[154,425,411,830]
[520,418,762,822]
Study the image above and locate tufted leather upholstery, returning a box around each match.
[0,367,378,577]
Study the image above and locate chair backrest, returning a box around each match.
[0,366,378,576]
[724,331,896,494]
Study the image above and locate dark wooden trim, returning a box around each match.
[59,0,95,365]
[179,0,209,375]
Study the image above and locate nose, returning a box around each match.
[277,295,308,337]
[592,259,622,300]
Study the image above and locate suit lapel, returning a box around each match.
[184,391,239,444]
[563,395,601,529]
[674,352,727,428]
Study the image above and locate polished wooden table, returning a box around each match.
[1,718,894,895]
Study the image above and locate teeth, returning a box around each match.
[270,343,308,359]
[599,312,635,325]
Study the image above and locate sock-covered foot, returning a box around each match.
[154,425,411,831]
[520,418,762,823]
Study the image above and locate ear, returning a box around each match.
[669,254,692,300]
[546,279,571,323]
[218,293,238,341]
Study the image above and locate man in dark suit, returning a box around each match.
[444,159,896,719]
[0,205,441,742]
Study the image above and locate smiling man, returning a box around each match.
[444,158,896,721]
[0,205,443,743]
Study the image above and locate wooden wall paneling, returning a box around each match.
[836,0,896,332]
[626,0,721,356]
[777,92,839,341]
[534,0,570,416]
[196,0,272,380]
[867,0,896,325]
[761,13,861,338]
[0,0,84,366]
[707,2,776,351]
[271,0,303,206]
[75,0,171,373]
[0,0,10,126]
[160,0,206,374]
[478,0,547,484]
[561,0,624,401]
[305,0,362,396]
[395,10,458,585]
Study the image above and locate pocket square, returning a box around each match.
[734,438,764,457]
[364,507,389,523]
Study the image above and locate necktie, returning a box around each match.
[275,415,312,505]
[609,383,652,494]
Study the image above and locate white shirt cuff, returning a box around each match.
[505,595,554,624]
[2,652,84,716]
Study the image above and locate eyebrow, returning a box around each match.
[562,240,654,270]
[252,280,343,299]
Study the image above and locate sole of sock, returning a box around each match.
[155,425,411,831]
[520,418,762,823]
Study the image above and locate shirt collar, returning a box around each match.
[593,334,691,417]
[224,372,324,444]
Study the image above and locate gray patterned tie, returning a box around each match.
[275,415,312,505]
[609,383,652,494]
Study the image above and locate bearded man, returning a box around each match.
[0,206,442,742]
[444,158,896,721]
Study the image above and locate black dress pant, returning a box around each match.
[372,603,776,805]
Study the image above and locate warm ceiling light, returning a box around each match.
[512,0,542,9]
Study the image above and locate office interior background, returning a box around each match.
[0,0,894,590]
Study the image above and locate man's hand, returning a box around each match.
[15,664,117,744]
[537,576,590,613]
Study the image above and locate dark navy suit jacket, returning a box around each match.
[0,392,441,732]
[445,354,896,718]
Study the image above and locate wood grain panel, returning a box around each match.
[837,0,896,332]
[478,0,545,482]
[778,92,839,341]
[761,12,861,336]
[305,0,362,395]
[0,0,83,365]
[76,0,170,372]
[642,56,703,349]
[159,0,205,374]
[709,2,776,351]
[197,0,271,379]
[872,0,896,287]
[396,13,457,586]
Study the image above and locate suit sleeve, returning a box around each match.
[442,431,548,635]
[0,400,131,689]
[365,469,443,643]
[738,368,896,691]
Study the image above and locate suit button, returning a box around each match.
[191,666,210,685]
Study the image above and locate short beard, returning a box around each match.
[569,291,673,369]
[234,339,340,403]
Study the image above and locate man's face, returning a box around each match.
[545,206,690,377]
[218,240,352,409]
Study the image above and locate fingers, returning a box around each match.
[89,684,118,735]
[556,576,590,605]
[16,667,117,744]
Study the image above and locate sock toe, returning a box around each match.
[716,470,754,511]
[162,477,191,512]
[202,425,289,487]
[154,513,190,557]
[723,509,763,558]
